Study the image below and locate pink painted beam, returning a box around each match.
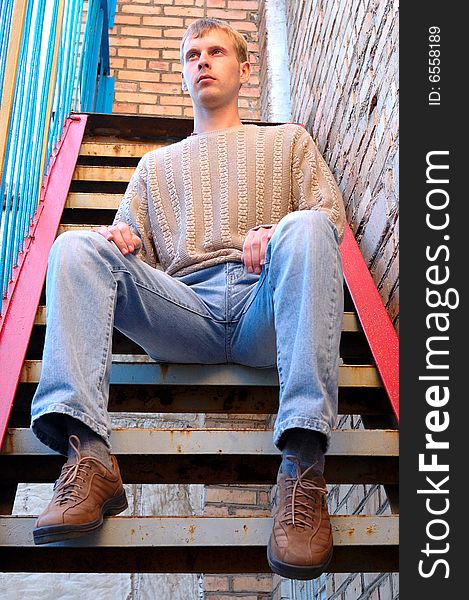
[340,223,399,421]
[0,115,88,449]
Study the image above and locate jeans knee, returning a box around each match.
[49,230,106,266]
[273,210,338,249]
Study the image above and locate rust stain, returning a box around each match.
[366,524,377,535]
[243,524,248,535]
[176,443,182,454]
[347,527,356,537]
[186,524,197,544]
[159,363,169,381]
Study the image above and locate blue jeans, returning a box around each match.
[31,211,344,455]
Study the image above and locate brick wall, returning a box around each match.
[259,0,399,332]
[259,3,399,597]
[204,412,275,598]
[109,0,261,121]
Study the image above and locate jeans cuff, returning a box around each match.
[273,417,333,451]
[31,405,111,455]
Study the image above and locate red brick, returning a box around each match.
[140,38,181,49]
[159,95,192,106]
[113,103,138,114]
[120,26,163,37]
[228,0,258,8]
[112,36,139,47]
[113,15,141,25]
[204,576,230,592]
[148,60,171,70]
[205,8,248,19]
[142,16,183,27]
[139,82,182,94]
[232,575,272,592]
[205,487,257,504]
[114,81,139,92]
[163,6,205,17]
[117,48,162,59]
[161,73,183,83]
[115,91,156,104]
[126,59,147,69]
[140,104,183,116]
[163,28,188,38]
[162,50,181,60]
[117,70,161,81]
[121,3,158,13]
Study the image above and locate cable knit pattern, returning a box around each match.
[255,127,266,225]
[181,141,196,256]
[217,133,230,244]
[271,126,285,224]
[164,145,182,260]
[114,123,346,276]
[236,127,248,239]
[147,152,174,262]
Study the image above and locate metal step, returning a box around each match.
[3,427,398,457]
[65,192,122,210]
[80,137,167,158]
[0,515,399,573]
[73,165,134,183]
[0,428,398,486]
[11,384,391,420]
[20,358,382,388]
[34,305,362,333]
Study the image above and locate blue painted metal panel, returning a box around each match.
[0,0,115,314]
[108,362,279,386]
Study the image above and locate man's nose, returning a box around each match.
[198,52,210,68]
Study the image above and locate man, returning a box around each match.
[31,18,345,581]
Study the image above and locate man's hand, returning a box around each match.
[95,222,142,256]
[242,225,277,274]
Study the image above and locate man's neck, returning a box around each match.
[192,106,242,135]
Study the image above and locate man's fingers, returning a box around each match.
[243,228,273,274]
[259,234,269,267]
[95,223,141,256]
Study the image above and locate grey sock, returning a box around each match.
[66,417,113,471]
[279,428,327,478]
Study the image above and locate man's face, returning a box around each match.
[181,29,250,109]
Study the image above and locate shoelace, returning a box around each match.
[282,455,327,528]
[53,435,107,506]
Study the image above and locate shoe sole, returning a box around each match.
[33,490,128,545]
[267,537,333,580]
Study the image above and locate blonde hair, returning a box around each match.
[180,18,249,64]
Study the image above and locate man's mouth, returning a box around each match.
[198,74,215,82]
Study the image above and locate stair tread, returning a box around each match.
[20,359,382,387]
[80,138,168,158]
[0,515,398,547]
[34,305,362,332]
[65,192,122,209]
[2,428,398,456]
[73,165,135,182]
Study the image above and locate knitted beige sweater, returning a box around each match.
[114,123,345,277]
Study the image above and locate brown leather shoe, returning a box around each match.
[33,435,128,545]
[267,456,333,579]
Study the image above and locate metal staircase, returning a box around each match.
[0,114,399,575]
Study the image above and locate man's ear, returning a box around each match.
[239,61,251,85]
[181,73,187,92]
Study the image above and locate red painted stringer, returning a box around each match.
[0,114,88,449]
[340,223,399,421]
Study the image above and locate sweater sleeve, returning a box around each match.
[113,155,158,267]
[291,127,346,242]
